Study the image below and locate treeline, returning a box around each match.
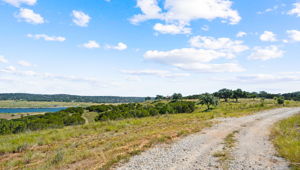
[0,93,145,103]
[87,101,195,121]
[153,89,300,102]
[0,107,85,135]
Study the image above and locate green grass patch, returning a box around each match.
[271,114,300,170]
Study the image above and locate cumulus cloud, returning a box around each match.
[16,8,44,24]
[27,34,66,42]
[122,69,190,78]
[189,36,249,58]
[72,10,90,27]
[3,0,36,7]
[288,2,300,17]
[286,30,300,42]
[17,60,33,67]
[106,42,128,50]
[248,46,284,61]
[82,40,100,49]
[0,56,8,63]
[144,48,228,64]
[153,23,191,34]
[144,35,247,73]
[236,31,247,38]
[131,0,241,34]
[260,31,277,42]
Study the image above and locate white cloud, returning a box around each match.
[144,48,227,64]
[106,42,128,50]
[174,63,245,72]
[82,40,100,49]
[248,46,284,61]
[1,66,17,73]
[122,69,190,78]
[0,56,8,63]
[3,0,36,7]
[287,30,300,42]
[131,0,241,34]
[189,36,249,58]
[144,48,245,73]
[16,8,44,24]
[131,0,162,24]
[288,2,300,17]
[234,73,300,83]
[257,5,282,15]
[236,31,247,38]
[260,31,277,42]
[144,35,247,73]
[72,10,91,27]
[153,23,191,34]
[27,34,66,42]
[17,60,33,67]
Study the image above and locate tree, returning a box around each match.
[276,97,285,105]
[248,92,258,100]
[232,89,244,102]
[155,95,164,101]
[198,93,219,110]
[171,93,183,101]
[216,89,232,102]
[145,97,152,101]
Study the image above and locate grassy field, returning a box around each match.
[0,99,299,169]
[0,100,102,108]
[271,114,300,170]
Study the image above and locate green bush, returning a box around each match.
[0,107,85,135]
[95,101,195,121]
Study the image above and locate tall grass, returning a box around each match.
[271,114,300,170]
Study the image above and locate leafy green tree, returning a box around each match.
[171,93,183,101]
[155,95,164,101]
[145,97,152,101]
[232,89,244,102]
[216,89,232,102]
[248,92,258,100]
[276,97,285,105]
[198,93,219,110]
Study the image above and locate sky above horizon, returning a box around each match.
[0,0,300,96]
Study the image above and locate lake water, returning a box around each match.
[0,107,67,113]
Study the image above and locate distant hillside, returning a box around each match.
[0,93,145,103]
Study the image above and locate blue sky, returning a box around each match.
[0,0,300,96]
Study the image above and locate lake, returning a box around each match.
[0,107,67,114]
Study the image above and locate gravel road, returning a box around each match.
[116,107,300,170]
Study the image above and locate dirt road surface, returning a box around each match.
[117,108,300,170]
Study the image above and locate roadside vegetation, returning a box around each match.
[0,89,300,169]
[271,114,300,169]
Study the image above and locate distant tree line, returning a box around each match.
[0,107,85,135]
[86,101,195,121]
[153,89,300,102]
[0,93,145,103]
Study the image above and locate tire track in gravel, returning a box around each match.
[116,108,300,170]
